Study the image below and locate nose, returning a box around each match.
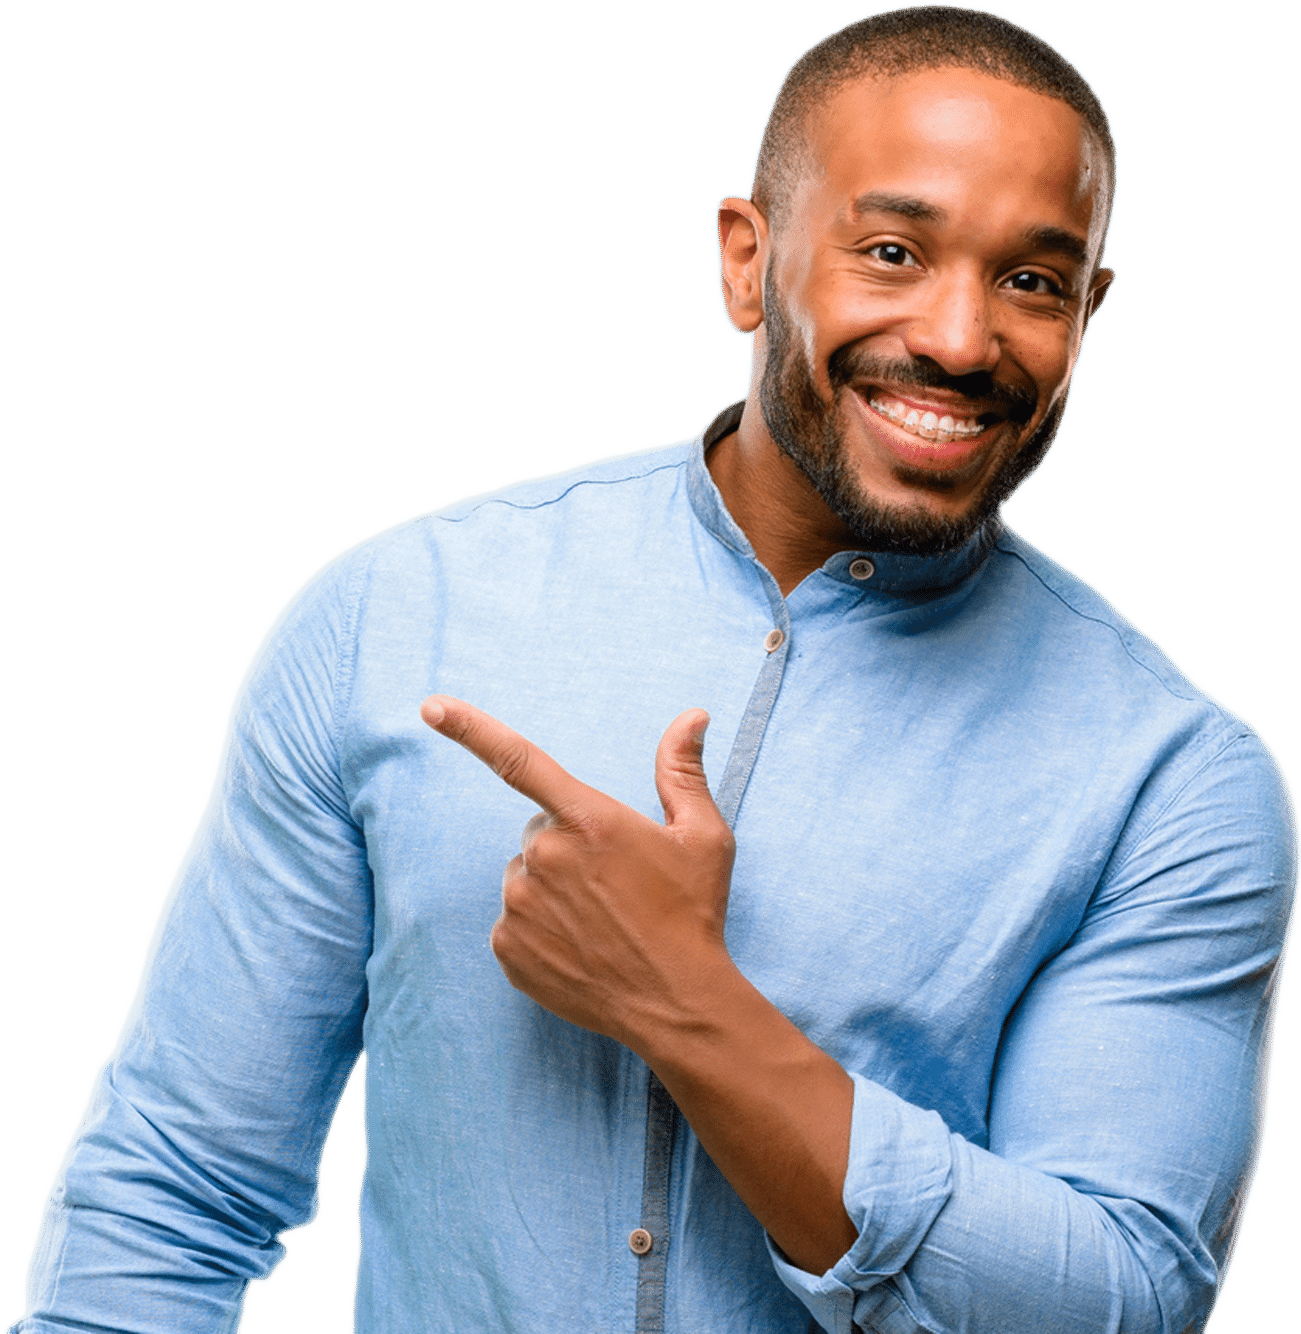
[901,269,1000,376]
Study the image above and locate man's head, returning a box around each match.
[718,8,1115,556]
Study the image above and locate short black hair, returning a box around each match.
[753,7,1115,239]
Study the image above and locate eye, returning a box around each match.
[866,242,920,267]
[1003,270,1063,297]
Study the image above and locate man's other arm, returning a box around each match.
[13,556,373,1334]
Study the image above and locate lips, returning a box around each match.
[847,385,1012,472]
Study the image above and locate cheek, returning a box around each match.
[807,300,903,383]
[796,287,848,361]
[1012,321,1082,405]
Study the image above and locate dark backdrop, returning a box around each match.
[15,5,1286,1328]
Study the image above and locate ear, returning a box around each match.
[1083,268,1114,328]
[719,197,768,333]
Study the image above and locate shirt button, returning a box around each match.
[849,558,875,581]
[628,1227,653,1255]
[764,628,785,653]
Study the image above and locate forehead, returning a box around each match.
[798,67,1107,251]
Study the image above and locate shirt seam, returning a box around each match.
[1096,729,1255,895]
[429,459,688,523]
[991,540,1202,704]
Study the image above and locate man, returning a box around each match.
[13,8,1293,1334]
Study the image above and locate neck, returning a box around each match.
[706,398,863,597]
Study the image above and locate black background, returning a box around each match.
[17,5,1291,1328]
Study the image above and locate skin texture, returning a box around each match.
[423,67,1114,1275]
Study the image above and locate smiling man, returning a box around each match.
[14,9,1293,1334]
[709,56,1111,590]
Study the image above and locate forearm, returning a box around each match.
[616,939,1221,1334]
[622,954,857,1276]
[16,558,374,1332]
[628,967,1170,1333]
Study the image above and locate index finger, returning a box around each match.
[420,695,591,818]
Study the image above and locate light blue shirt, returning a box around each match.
[16,408,1294,1333]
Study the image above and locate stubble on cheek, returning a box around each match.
[758,275,1065,555]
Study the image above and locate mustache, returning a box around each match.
[827,348,1037,424]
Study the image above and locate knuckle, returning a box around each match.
[705,811,736,853]
[564,801,611,846]
[501,874,531,916]
[489,918,510,963]
[666,754,706,782]
[526,827,564,870]
[489,924,522,982]
[492,740,534,790]
[687,823,735,867]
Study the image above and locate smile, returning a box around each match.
[867,394,986,444]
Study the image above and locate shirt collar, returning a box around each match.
[687,402,998,598]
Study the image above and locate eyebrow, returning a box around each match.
[1022,225,1090,267]
[848,193,1092,267]
[849,191,945,223]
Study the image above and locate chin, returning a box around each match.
[809,417,1059,556]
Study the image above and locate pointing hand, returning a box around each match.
[420,696,737,1046]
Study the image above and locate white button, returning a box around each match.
[763,628,785,653]
[628,1227,653,1255]
[849,558,875,581]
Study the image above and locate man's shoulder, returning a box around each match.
[300,437,699,573]
[321,441,698,589]
[984,531,1288,818]
[244,441,702,722]
[353,442,692,570]
[990,528,1212,709]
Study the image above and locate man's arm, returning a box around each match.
[424,695,1294,1334]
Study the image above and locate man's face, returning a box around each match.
[757,67,1111,555]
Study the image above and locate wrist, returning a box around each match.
[620,949,858,1275]
[611,935,752,1063]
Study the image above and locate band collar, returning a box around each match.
[687,401,998,597]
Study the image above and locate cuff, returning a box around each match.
[766,1073,953,1333]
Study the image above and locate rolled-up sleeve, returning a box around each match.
[770,731,1295,1334]
[14,551,375,1334]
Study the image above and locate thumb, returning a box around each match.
[655,709,720,829]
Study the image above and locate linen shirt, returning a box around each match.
[16,407,1294,1334]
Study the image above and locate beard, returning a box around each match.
[757,272,1065,556]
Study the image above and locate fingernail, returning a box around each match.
[422,698,446,727]
[692,711,710,742]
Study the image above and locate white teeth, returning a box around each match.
[868,395,984,443]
